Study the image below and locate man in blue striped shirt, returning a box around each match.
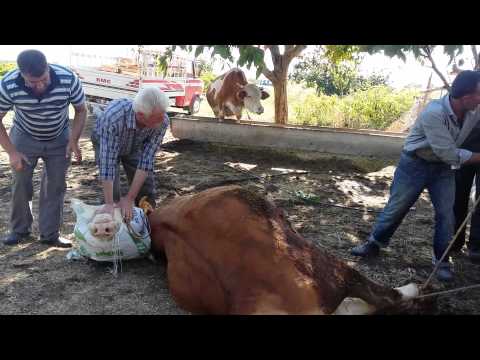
[91,86,170,222]
[0,49,87,247]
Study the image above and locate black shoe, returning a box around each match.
[3,232,31,246]
[39,237,72,248]
[351,242,380,257]
[432,258,454,282]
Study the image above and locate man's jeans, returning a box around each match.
[369,152,455,261]
[453,164,480,252]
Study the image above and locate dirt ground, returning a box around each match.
[1,113,480,315]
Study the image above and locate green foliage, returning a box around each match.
[293,86,419,130]
[0,62,16,78]
[199,71,217,93]
[291,47,389,96]
[159,45,267,78]
[196,59,213,76]
[359,45,464,64]
[323,45,360,64]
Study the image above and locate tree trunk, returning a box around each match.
[471,45,480,70]
[262,45,307,125]
[423,46,451,91]
[273,77,288,125]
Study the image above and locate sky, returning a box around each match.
[0,45,474,89]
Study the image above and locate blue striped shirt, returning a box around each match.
[0,64,85,141]
[93,98,170,181]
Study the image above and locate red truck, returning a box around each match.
[70,47,203,114]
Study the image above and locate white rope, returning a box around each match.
[111,228,123,277]
[423,193,480,289]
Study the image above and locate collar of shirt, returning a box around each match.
[14,65,60,100]
[442,94,458,124]
[125,101,137,130]
[126,108,170,131]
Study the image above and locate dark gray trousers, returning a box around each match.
[9,126,70,241]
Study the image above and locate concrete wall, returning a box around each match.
[170,117,406,158]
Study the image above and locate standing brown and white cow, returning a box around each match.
[206,68,270,121]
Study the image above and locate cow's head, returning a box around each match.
[88,213,121,240]
[237,84,270,115]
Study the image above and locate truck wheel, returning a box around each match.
[188,96,201,115]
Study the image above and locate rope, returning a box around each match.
[125,211,151,241]
[111,230,122,277]
[422,193,480,289]
[415,284,480,300]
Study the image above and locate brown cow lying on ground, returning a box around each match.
[206,68,269,122]
[146,185,429,315]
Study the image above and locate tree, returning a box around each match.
[0,62,16,78]
[196,59,212,77]
[359,45,479,91]
[291,46,389,96]
[159,45,308,124]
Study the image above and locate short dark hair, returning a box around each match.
[451,70,480,99]
[17,49,48,77]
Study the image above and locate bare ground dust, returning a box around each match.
[1,113,480,315]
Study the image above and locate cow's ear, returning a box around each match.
[261,90,270,100]
[237,90,248,100]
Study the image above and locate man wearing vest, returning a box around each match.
[351,70,480,282]
[0,49,87,247]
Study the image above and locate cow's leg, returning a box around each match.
[212,106,223,121]
[235,110,242,123]
[229,289,289,315]
[161,230,230,314]
[346,270,405,310]
[217,108,225,122]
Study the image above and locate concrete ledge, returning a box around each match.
[170,116,406,158]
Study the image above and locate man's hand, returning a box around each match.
[95,203,115,218]
[116,196,134,223]
[9,150,31,172]
[66,139,82,163]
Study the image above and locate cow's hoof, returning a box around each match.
[395,283,419,300]
[333,297,376,315]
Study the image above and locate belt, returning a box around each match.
[402,149,444,164]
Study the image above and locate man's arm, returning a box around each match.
[0,112,30,171]
[66,103,87,162]
[99,179,115,217]
[94,106,122,218]
[116,169,148,221]
[117,121,169,221]
[97,127,120,218]
[422,112,474,166]
[0,112,15,154]
[126,169,148,201]
[462,153,480,165]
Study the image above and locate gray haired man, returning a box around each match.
[91,86,170,221]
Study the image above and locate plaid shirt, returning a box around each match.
[93,98,170,181]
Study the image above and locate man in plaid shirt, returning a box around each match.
[91,87,170,221]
